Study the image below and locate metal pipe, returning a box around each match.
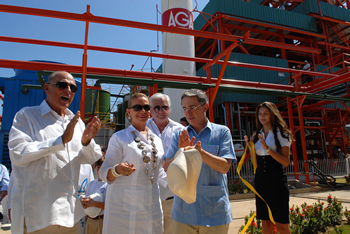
[238,103,242,143]
[34,71,350,103]
[222,103,227,126]
[21,84,43,94]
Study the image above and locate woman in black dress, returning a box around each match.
[245,102,292,234]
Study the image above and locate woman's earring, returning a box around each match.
[128,116,131,120]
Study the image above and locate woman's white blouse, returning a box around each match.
[99,124,164,234]
[255,129,291,156]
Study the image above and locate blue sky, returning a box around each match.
[0,0,210,112]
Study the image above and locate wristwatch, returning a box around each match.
[266,147,271,153]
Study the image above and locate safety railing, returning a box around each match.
[228,158,350,184]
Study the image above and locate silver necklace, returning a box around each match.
[132,131,158,184]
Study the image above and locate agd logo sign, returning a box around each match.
[162,8,193,29]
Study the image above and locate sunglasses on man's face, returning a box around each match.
[129,104,151,111]
[51,81,78,93]
[153,106,169,112]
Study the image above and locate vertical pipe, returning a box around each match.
[238,103,242,144]
[80,5,90,122]
[297,97,310,184]
[149,86,154,97]
[225,102,232,132]
[218,14,225,52]
[222,103,227,126]
[230,102,234,135]
[287,97,299,180]
[279,30,286,59]
[324,111,332,158]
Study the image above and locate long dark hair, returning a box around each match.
[252,102,292,153]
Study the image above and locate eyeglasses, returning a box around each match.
[50,81,78,93]
[129,104,151,111]
[152,106,169,112]
[182,104,202,112]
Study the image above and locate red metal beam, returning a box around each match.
[0,4,321,54]
[287,97,299,180]
[307,71,350,93]
[293,96,310,184]
[0,59,299,90]
[0,36,331,80]
[221,14,326,39]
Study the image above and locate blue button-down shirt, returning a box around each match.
[164,120,236,226]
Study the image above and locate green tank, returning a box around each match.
[85,89,110,121]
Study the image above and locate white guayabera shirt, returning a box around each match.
[8,100,102,234]
[147,118,184,200]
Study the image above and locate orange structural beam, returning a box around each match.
[0,4,320,54]
[80,5,90,122]
[208,42,237,121]
[86,86,101,90]
[0,36,333,81]
[310,13,350,27]
[307,71,350,93]
[205,31,250,121]
[287,97,299,180]
[293,95,310,184]
[0,59,303,91]
[220,14,327,39]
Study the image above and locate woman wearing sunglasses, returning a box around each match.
[99,93,164,234]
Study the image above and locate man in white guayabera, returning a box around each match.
[8,71,102,234]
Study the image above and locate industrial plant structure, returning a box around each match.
[1,0,350,184]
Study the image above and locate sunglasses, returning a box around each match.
[129,104,151,111]
[51,81,78,93]
[153,105,169,112]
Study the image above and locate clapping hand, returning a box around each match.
[184,141,202,155]
[179,129,195,149]
[62,111,81,144]
[257,134,268,151]
[82,116,101,146]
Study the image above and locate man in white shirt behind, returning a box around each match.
[8,71,102,234]
[78,164,94,234]
[147,93,184,234]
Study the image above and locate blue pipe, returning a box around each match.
[222,103,227,126]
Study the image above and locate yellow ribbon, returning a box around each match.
[238,141,275,234]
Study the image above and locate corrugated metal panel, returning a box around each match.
[323,102,350,109]
[319,2,350,22]
[292,0,350,22]
[249,0,264,5]
[197,52,287,105]
[315,65,342,73]
[194,0,317,32]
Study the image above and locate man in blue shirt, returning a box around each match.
[164,89,236,234]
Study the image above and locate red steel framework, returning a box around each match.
[1,3,350,184]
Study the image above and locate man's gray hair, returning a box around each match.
[181,89,208,106]
[47,71,69,83]
[149,93,171,108]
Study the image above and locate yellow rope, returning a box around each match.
[238,141,275,234]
